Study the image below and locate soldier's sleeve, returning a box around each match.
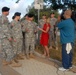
[3,17,12,39]
[3,25,11,39]
[21,21,25,32]
[38,20,41,27]
[34,22,38,32]
[22,21,27,32]
[10,22,16,39]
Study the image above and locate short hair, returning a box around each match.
[64,9,72,17]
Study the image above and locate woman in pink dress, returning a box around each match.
[38,18,51,58]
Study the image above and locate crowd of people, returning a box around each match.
[0,6,75,71]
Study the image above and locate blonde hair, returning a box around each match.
[46,18,50,23]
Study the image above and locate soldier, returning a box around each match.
[10,12,24,61]
[21,14,29,52]
[22,13,37,59]
[0,7,21,67]
[49,12,58,50]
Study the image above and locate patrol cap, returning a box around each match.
[28,13,34,18]
[14,12,21,16]
[2,7,10,12]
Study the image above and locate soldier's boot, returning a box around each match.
[2,60,11,66]
[26,54,30,59]
[11,60,22,67]
[14,58,19,63]
[20,53,25,56]
[30,53,35,58]
[20,53,25,57]
[17,54,25,60]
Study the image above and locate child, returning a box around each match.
[38,18,51,58]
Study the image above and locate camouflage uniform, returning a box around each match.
[49,17,58,47]
[21,20,28,32]
[39,19,45,28]
[10,20,23,55]
[21,20,28,51]
[32,21,38,46]
[0,14,14,62]
[22,21,37,54]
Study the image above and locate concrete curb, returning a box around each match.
[34,51,76,68]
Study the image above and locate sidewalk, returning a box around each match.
[0,52,76,75]
[10,52,76,75]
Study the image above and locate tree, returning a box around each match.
[44,0,76,10]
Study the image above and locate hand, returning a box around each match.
[38,27,41,30]
[11,24,14,27]
[40,34,41,38]
[8,38,12,41]
[55,31,56,34]
[34,31,37,34]
[14,39,16,42]
[21,24,24,27]
[25,28,29,32]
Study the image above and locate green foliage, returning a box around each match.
[28,5,59,23]
[44,0,76,10]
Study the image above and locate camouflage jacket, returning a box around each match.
[0,14,11,39]
[21,20,28,32]
[50,17,57,31]
[39,19,45,28]
[10,20,23,39]
[22,20,37,38]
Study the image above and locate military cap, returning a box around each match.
[14,12,21,16]
[28,13,34,18]
[2,7,10,12]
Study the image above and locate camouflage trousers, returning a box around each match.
[12,38,23,55]
[1,38,14,62]
[49,31,58,47]
[25,37,35,54]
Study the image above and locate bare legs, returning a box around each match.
[43,45,50,58]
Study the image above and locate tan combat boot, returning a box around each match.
[30,53,35,58]
[2,60,11,66]
[11,60,22,67]
[26,54,30,59]
[20,53,25,56]
[17,54,25,60]
[14,58,19,63]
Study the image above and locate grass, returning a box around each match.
[35,37,76,66]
